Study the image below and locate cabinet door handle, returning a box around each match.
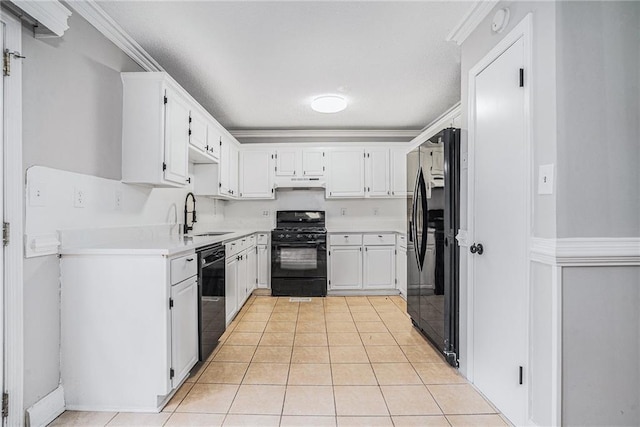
[186,258,194,262]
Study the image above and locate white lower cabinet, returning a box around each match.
[225,235,260,324]
[170,276,199,388]
[396,245,407,298]
[257,244,270,288]
[363,245,395,289]
[329,233,399,292]
[329,246,363,290]
[60,251,198,412]
[225,255,239,324]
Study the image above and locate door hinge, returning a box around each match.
[170,368,175,379]
[3,222,9,246]
[4,50,25,77]
[2,392,8,418]
[164,95,168,104]
[162,162,167,171]
[169,298,174,309]
[519,366,524,384]
[519,68,524,87]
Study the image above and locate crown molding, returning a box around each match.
[446,0,500,46]
[407,102,461,151]
[68,0,163,72]
[230,129,420,144]
[530,237,640,267]
[8,0,71,37]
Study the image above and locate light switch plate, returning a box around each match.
[74,187,86,208]
[538,164,554,195]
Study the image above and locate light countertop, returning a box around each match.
[59,229,268,257]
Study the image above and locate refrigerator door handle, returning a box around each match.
[417,169,428,269]
[411,167,421,268]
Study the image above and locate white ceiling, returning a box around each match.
[98,1,472,141]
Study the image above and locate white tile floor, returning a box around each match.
[50,295,509,426]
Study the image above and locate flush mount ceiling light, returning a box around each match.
[311,95,347,113]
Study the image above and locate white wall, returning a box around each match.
[223,190,405,232]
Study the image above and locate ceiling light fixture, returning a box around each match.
[311,95,347,113]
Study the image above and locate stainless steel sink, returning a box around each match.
[194,232,232,237]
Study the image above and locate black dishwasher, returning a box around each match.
[197,243,225,361]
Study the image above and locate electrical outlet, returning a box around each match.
[29,181,46,207]
[341,208,347,216]
[74,187,86,208]
[373,208,379,216]
[115,190,123,210]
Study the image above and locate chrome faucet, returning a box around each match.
[183,192,197,235]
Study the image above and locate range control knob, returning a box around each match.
[278,234,285,238]
[297,234,302,238]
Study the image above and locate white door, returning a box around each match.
[326,148,365,198]
[363,246,395,289]
[329,246,362,290]
[170,277,198,388]
[163,87,190,185]
[366,148,390,197]
[275,149,297,176]
[257,245,270,288]
[0,20,4,421]
[471,36,528,425]
[302,149,325,176]
[239,151,273,198]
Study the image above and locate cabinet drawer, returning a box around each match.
[247,234,257,247]
[363,233,396,246]
[170,253,198,285]
[226,239,242,257]
[330,234,363,246]
[257,233,269,245]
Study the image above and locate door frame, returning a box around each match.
[1,10,24,427]
[465,11,533,416]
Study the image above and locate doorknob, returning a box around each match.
[470,243,484,255]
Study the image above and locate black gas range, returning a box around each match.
[271,211,327,297]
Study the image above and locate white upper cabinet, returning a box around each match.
[391,148,407,197]
[206,122,221,160]
[365,148,390,197]
[193,132,240,200]
[163,86,191,185]
[240,150,274,199]
[122,73,192,187]
[274,148,325,179]
[302,148,325,177]
[188,109,216,164]
[326,148,365,198]
[275,149,297,176]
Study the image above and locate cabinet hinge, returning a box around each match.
[394,249,397,255]
[162,162,167,171]
[328,279,331,285]
[322,152,325,157]
[170,368,175,379]
[169,298,174,309]
[328,250,331,256]
[271,188,274,194]
[275,153,278,159]
[322,166,325,172]
[219,183,222,188]
[164,95,168,104]
[519,366,524,384]
[519,68,524,87]
[189,116,192,123]
[3,222,9,246]
[2,392,8,418]
[395,278,397,284]
[188,129,192,136]
[275,166,278,172]
[363,153,366,158]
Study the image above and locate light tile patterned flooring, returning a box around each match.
[51,295,509,426]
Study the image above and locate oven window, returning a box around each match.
[280,248,317,270]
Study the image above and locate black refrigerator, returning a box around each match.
[407,127,460,367]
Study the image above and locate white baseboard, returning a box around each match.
[25,385,65,427]
[530,237,640,266]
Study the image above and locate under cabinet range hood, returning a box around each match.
[274,177,326,190]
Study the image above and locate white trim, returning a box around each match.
[25,385,65,427]
[550,265,562,427]
[406,102,461,152]
[530,237,640,266]
[2,9,24,427]
[231,129,420,144]
[465,14,533,424]
[67,0,163,72]
[446,0,500,46]
[8,0,71,37]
